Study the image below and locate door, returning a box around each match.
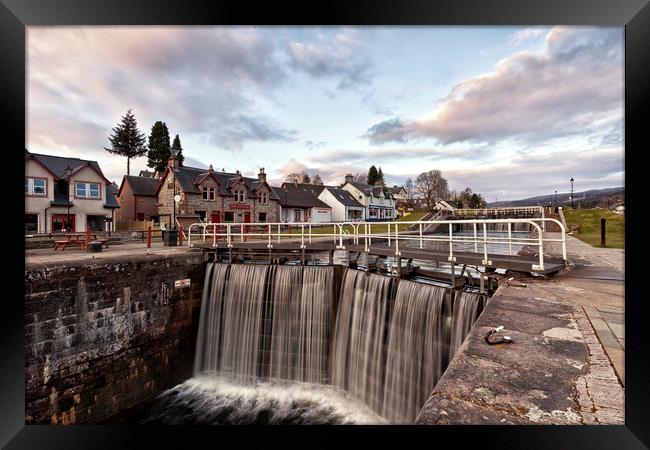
[52,214,75,232]
[210,212,221,223]
[294,209,301,222]
[243,212,251,236]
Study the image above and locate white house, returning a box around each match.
[341,175,395,221]
[317,186,364,222]
[276,182,332,223]
[25,150,120,233]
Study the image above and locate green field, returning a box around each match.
[562,208,624,248]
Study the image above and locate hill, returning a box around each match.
[487,187,624,209]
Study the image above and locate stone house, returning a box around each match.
[341,175,396,221]
[25,149,120,233]
[116,175,160,223]
[155,157,280,228]
[276,182,332,223]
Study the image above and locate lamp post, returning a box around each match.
[570,178,574,209]
[170,143,181,230]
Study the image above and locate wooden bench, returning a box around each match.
[54,240,71,251]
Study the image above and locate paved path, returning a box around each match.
[545,232,624,384]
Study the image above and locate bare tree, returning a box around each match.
[312,174,324,185]
[352,173,366,183]
[405,178,414,200]
[285,172,304,183]
[415,169,449,211]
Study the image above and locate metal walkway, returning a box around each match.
[187,217,567,274]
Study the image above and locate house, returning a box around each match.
[276,183,332,223]
[25,149,120,233]
[434,200,456,211]
[138,169,156,178]
[341,175,396,221]
[317,186,364,222]
[391,186,408,200]
[116,175,161,223]
[155,156,280,228]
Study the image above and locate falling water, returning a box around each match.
[156,263,487,424]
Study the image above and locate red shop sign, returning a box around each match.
[230,204,251,210]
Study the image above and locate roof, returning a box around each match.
[345,181,392,199]
[122,175,159,197]
[159,165,280,200]
[323,187,364,208]
[391,186,407,194]
[277,183,331,208]
[139,170,155,178]
[105,184,120,208]
[26,150,109,183]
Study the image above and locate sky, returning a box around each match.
[27,26,624,201]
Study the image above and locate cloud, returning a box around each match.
[28,27,296,157]
[304,140,328,150]
[365,27,623,147]
[289,29,373,90]
[508,28,547,47]
[305,146,473,165]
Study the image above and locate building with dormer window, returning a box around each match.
[155,157,280,228]
[341,174,396,221]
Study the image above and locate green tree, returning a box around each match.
[146,121,171,174]
[172,134,185,166]
[367,165,379,185]
[104,109,147,175]
[377,167,386,186]
[302,173,311,183]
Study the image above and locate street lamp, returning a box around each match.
[570,178,575,209]
[170,143,181,230]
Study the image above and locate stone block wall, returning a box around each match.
[25,252,206,424]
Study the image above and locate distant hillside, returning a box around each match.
[487,187,624,209]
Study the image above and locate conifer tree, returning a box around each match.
[104,109,147,175]
[172,134,185,166]
[367,165,379,185]
[146,121,171,174]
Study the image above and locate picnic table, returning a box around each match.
[54,233,109,251]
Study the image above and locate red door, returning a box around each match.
[210,212,221,223]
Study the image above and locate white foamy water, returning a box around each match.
[144,375,387,425]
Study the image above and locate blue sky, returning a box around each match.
[27,26,623,200]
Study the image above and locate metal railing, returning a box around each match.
[451,206,544,217]
[187,218,566,271]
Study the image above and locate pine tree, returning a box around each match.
[146,121,171,174]
[377,167,386,186]
[302,173,311,183]
[104,109,147,175]
[172,134,185,166]
[367,165,379,185]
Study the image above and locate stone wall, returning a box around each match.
[25,252,206,424]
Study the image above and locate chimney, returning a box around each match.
[258,167,267,182]
[236,169,240,176]
[345,174,353,183]
[209,164,213,172]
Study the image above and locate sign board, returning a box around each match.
[174,278,191,288]
[230,204,251,210]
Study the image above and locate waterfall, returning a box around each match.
[186,264,487,424]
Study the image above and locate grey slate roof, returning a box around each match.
[26,150,107,180]
[170,166,280,200]
[124,175,159,197]
[276,183,331,208]
[346,181,392,199]
[324,187,364,208]
[105,184,120,208]
[139,170,155,178]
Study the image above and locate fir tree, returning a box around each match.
[146,121,171,174]
[367,165,379,185]
[377,167,386,186]
[104,109,147,175]
[172,134,185,166]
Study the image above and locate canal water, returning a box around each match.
[141,263,487,424]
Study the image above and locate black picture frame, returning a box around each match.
[4,0,648,447]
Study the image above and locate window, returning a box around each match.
[235,190,245,202]
[224,212,234,222]
[195,210,206,221]
[259,192,268,204]
[202,186,216,201]
[258,212,267,222]
[25,177,47,196]
[75,182,100,199]
[25,214,38,234]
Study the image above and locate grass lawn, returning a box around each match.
[562,208,624,249]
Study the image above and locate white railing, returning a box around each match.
[187,218,566,272]
[451,206,544,217]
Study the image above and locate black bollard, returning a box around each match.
[601,218,606,247]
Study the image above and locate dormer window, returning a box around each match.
[260,192,268,204]
[25,177,47,196]
[203,186,216,201]
[235,189,245,202]
[75,181,100,199]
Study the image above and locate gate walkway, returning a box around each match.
[188,217,567,275]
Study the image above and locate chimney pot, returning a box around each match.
[258,167,267,182]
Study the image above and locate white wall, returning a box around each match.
[318,190,347,221]
[310,207,331,223]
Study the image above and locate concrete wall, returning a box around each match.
[25,252,206,424]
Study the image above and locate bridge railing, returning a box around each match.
[451,206,544,217]
[187,217,566,271]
